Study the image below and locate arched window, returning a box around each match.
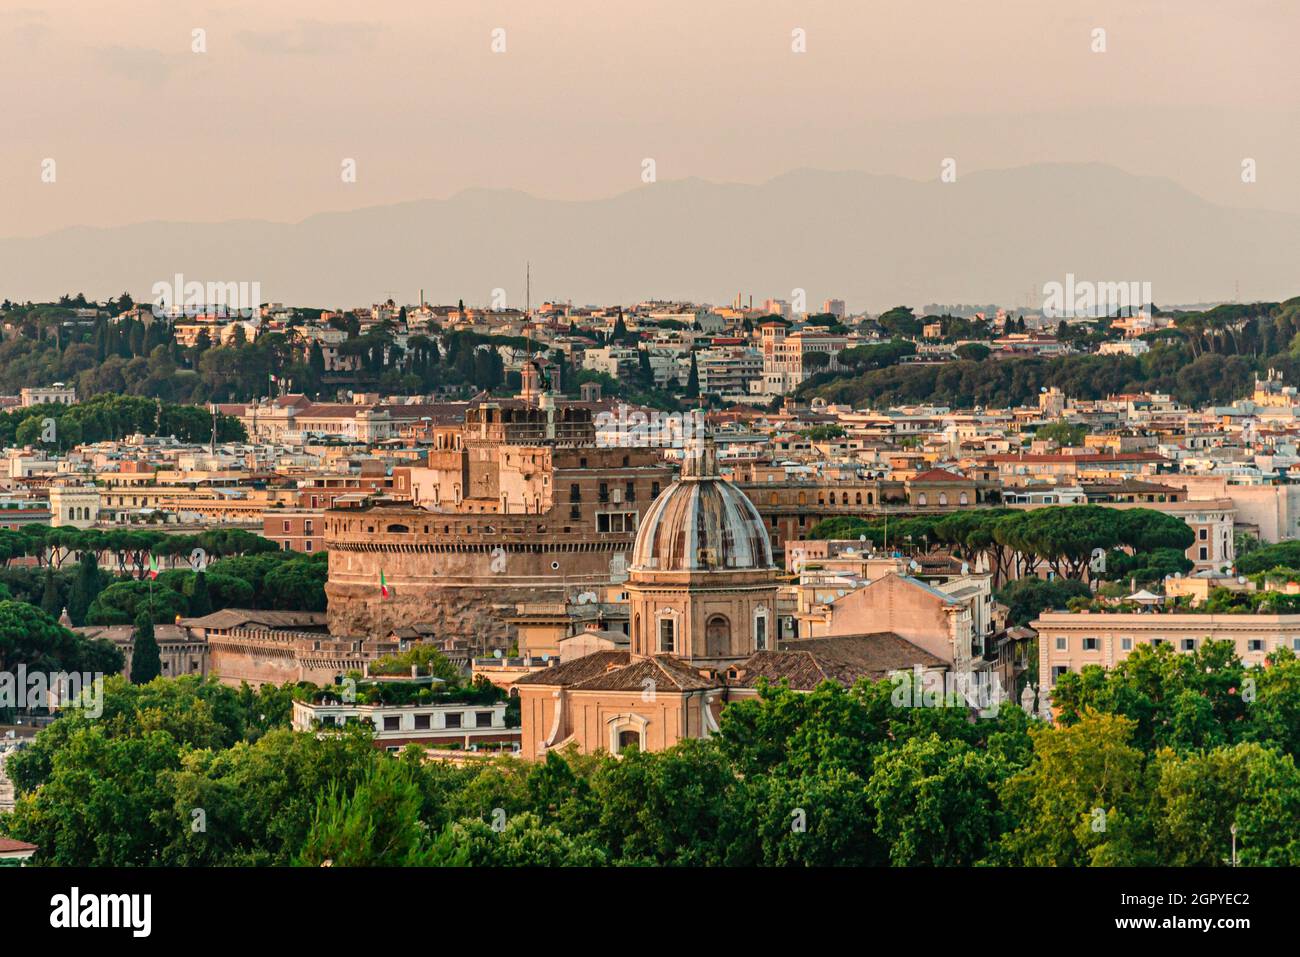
[917,493,927,506]
[754,613,768,651]
[959,492,969,505]
[705,615,730,657]
[609,714,648,755]
[855,492,862,505]
[938,493,947,506]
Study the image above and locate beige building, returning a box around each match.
[512,433,991,760]
[48,484,99,528]
[514,434,777,760]
[20,383,76,407]
[1034,609,1300,704]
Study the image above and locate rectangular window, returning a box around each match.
[1121,637,1133,651]
[1082,637,1098,651]
[1199,547,1208,560]
[476,711,493,728]
[651,482,661,499]
[1051,665,1069,683]
[598,482,609,503]
[383,716,400,731]
[444,712,462,729]
[626,481,636,503]
[304,540,313,552]
[413,714,431,730]
[755,616,767,651]
[1181,638,1197,652]
[1055,636,1067,651]
[1248,639,1264,652]
[659,618,675,653]
[1199,528,1208,540]
[598,512,637,533]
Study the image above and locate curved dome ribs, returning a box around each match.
[631,462,774,573]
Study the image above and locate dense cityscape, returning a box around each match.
[0,290,1298,875]
[6,1,1296,940]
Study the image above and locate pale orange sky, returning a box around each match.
[2,0,1297,236]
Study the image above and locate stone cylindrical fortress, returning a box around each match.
[325,382,673,651]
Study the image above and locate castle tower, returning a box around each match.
[520,359,543,404]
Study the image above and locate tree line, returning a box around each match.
[0,395,244,451]
[802,298,1300,409]
[5,639,1300,866]
[810,505,1194,586]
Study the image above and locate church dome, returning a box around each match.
[630,436,774,573]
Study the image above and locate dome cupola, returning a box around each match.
[630,432,774,574]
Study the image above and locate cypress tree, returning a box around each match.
[189,571,214,617]
[67,552,103,626]
[40,566,61,618]
[130,610,161,684]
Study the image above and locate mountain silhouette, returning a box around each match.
[3,163,1294,311]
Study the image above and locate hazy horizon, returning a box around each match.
[4,0,1298,309]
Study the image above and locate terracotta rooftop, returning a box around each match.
[567,654,718,693]
[511,651,631,687]
[729,633,948,691]
[179,609,329,630]
[910,468,971,483]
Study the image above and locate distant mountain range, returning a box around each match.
[3,163,1297,312]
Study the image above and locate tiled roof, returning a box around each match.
[729,632,947,691]
[910,468,970,483]
[511,651,631,687]
[179,609,328,630]
[569,655,718,692]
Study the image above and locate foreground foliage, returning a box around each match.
[5,642,1300,867]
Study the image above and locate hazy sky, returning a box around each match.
[2,0,1298,237]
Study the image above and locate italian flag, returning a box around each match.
[147,554,159,580]
[380,570,390,598]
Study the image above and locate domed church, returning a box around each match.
[627,434,778,665]
[512,431,780,759]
